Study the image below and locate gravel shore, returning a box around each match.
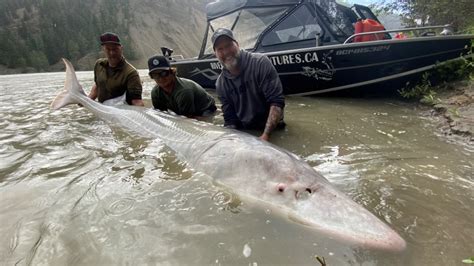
[428,80,474,146]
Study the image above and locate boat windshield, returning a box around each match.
[203,6,289,55]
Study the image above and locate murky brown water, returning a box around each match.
[0,71,472,265]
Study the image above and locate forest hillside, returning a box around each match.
[0,0,208,73]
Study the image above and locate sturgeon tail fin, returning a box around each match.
[50,58,86,110]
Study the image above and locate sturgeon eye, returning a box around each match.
[277,183,286,192]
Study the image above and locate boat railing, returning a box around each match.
[343,24,453,44]
[170,54,185,60]
[160,46,188,62]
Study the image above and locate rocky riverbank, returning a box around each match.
[426,79,474,146]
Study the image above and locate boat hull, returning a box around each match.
[172,36,473,96]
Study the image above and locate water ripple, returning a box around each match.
[181,224,223,235]
[0,73,473,265]
[31,148,96,180]
[7,219,22,254]
[0,147,32,182]
[105,198,136,216]
[211,191,233,206]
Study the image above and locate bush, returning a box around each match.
[398,49,473,103]
[398,73,440,105]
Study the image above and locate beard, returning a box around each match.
[219,50,240,71]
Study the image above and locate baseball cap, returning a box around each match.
[148,55,171,74]
[100,32,121,45]
[211,28,236,49]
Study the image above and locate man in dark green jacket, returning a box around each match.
[89,32,144,106]
[148,55,216,118]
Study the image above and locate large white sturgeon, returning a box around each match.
[51,59,406,252]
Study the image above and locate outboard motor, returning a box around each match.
[160,47,174,59]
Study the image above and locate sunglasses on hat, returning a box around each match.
[150,70,171,79]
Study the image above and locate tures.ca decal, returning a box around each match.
[269,52,320,66]
[187,50,338,81]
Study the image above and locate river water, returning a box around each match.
[0,71,472,266]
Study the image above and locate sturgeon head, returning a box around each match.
[195,135,406,252]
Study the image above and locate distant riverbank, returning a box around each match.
[0,54,100,75]
[0,63,67,75]
[0,65,36,75]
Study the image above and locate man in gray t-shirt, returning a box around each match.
[212,28,285,141]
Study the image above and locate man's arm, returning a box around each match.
[216,80,240,128]
[131,99,144,106]
[151,87,167,111]
[260,105,283,141]
[258,55,285,141]
[89,83,98,100]
[177,90,196,117]
[127,71,144,106]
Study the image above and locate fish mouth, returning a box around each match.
[288,211,406,252]
[288,186,406,252]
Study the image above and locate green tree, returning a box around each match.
[67,40,80,60]
[28,50,49,71]
[378,0,474,30]
[0,0,138,70]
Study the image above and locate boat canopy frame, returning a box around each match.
[205,0,302,21]
[199,1,301,58]
[199,0,361,59]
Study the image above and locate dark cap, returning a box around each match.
[148,55,171,74]
[100,32,121,45]
[211,28,236,49]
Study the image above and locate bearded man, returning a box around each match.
[212,28,285,141]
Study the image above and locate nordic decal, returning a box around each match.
[301,50,335,81]
[189,67,220,80]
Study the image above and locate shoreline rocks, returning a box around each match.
[429,80,474,145]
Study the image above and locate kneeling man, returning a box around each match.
[148,55,217,118]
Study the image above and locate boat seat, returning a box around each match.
[421,31,436,37]
[288,35,299,42]
[308,31,318,38]
[262,31,281,46]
